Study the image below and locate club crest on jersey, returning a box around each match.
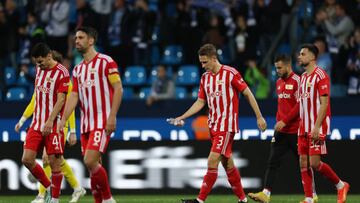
[285,84,293,90]
[46,77,54,83]
[306,82,312,88]
[89,68,97,74]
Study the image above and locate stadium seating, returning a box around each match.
[123,66,147,86]
[17,71,30,86]
[175,87,187,99]
[138,87,152,99]
[5,87,27,101]
[5,67,17,86]
[161,45,183,65]
[148,65,173,84]
[331,84,347,98]
[123,87,135,99]
[191,87,199,99]
[176,65,199,85]
[217,46,231,64]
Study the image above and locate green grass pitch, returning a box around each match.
[1,195,360,203]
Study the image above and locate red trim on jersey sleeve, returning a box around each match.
[282,102,299,124]
[231,73,247,92]
[105,61,120,77]
[198,76,206,99]
[57,76,70,93]
[318,77,330,96]
[72,77,79,93]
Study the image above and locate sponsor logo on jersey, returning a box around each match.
[37,85,51,94]
[278,93,291,99]
[209,91,222,98]
[216,80,223,85]
[79,79,96,88]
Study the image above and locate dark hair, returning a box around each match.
[198,44,218,58]
[76,26,98,43]
[51,50,63,63]
[274,54,292,64]
[31,43,51,58]
[300,43,319,59]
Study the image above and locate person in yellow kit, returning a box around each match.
[15,51,86,203]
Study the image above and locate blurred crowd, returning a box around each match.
[0,0,359,101]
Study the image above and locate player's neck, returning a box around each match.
[212,62,222,74]
[83,48,97,63]
[46,60,57,70]
[305,62,317,74]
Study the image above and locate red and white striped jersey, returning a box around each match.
[31,63,70,132]
[72,53,119,133]
[298,67,331,136]
[276,72,300,134]
[198,65,248,132]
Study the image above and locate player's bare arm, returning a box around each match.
[174,98,206,126]
[58,92,79,133]
[106,79,123,135]
[242,87,267,132]
[311,95,328,140]
[42,92,66,136]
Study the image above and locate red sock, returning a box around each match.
[301,168,313,198]
[198,168,218,201]
[51,171,63,198]
[30,163,51,188]
[91,176,103,203]
[316,162,340,184]
[226,167,246,200]
[91,165,112,200]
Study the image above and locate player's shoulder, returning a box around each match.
[98,53,115,63]
[222,65,239,75]
[290,73,300,82]
[56,63,69,77]
[314,67,328,80]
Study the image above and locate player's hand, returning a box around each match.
[274,120,286,132]
[42,120,53,136]
[57,119,66,133]
[167,117,185,127]
[257,117,267,132]
[68,133,77,146]
[311,127,320,140]
[106,115,116,135]
[15,123,21,133]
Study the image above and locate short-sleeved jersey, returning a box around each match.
[198,65,248,132]
[276,72,300,134]
[298,67,331,136]
[30,63,70,132]
[72,53,119,133]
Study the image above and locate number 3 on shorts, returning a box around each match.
[217,135,224,149]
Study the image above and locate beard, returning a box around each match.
[299,61,309,67]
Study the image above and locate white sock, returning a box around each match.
[313,192,317,197]
[305,197,313,203]
[196,198,204,203]
[74,186,82,191]
[240,197,248,202]
[336,180,345,189]
[51,198,59,203]
[263,188,271,197]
